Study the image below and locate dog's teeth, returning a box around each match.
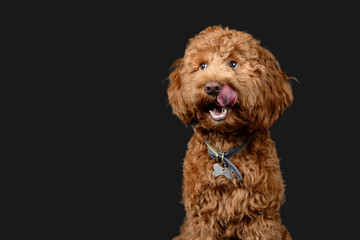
[210,108,228,121]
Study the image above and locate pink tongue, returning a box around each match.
[217,85,238,107]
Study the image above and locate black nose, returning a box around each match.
[204,81,222,96]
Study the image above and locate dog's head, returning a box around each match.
[167,26,293,133]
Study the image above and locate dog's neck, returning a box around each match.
[193,126,261,152]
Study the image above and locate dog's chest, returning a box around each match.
[190,154,247,188]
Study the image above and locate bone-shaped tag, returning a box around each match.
[212,163,233,179]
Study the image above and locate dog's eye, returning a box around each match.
[229,60,239,69]
[199,63,207,70]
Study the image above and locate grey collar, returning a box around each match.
[205,138,252,182]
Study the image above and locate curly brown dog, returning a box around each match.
[167,26,293,240]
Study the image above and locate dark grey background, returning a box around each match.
[71,2,360,239]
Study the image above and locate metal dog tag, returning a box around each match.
[212,163,233,180]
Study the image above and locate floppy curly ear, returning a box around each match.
[167,59,195,124]
[251,47,293,131]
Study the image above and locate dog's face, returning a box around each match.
[167,26,293,133]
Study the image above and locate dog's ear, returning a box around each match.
[167,59,195,124]
[251,47,293,131]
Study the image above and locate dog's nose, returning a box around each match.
[204,81,222,96]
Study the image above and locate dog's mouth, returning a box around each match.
[209,104,229,121]
[208,85,238,121]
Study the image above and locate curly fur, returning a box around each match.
[167,26,293,240]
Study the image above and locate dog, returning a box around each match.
[167,26,293,240]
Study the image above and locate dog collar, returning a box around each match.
[205,138,252,182]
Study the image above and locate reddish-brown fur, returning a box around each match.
[167,26,293,240]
